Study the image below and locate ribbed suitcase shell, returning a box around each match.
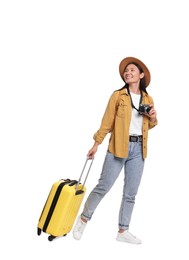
[37,179,86,239]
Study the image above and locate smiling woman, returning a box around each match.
[72,56,158,244]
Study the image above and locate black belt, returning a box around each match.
[129,135,142,142]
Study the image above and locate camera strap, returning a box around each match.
[127,86,142,112]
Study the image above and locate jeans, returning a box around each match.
[81,141,145,230]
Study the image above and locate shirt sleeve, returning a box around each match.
[93,91,118,144]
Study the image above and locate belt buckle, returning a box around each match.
[137,136,142,142]
[135,136,139,142]
[135,136,141,142]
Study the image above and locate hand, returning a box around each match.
[147,105,157,122]
[87,142,99,158]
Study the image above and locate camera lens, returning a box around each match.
[146,106,151,113]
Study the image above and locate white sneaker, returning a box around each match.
[116,230,142,244]
[72,216,87,240]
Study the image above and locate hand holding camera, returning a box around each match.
[139,104,157,122]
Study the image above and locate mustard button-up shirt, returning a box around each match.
[93,88,158,159]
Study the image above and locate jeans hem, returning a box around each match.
[119,224,129,230]
[81,213,91,222]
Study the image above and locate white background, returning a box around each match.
[0,0,189,259]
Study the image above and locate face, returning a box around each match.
[123,63,144,85]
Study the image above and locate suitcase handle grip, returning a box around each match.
[75,157,94,194]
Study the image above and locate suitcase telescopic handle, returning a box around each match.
[75,157,94,194]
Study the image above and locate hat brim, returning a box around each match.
[119,57,151,87]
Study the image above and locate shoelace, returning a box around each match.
[126,231,137,238]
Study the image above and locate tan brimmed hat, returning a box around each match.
[119,57,151,87]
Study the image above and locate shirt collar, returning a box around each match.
[123,87,148,97]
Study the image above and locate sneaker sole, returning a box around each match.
[116,236,142,244]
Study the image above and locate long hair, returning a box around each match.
[117,62,148,94]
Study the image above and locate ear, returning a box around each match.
[140,72,144,79]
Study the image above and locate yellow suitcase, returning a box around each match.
[37,158,93,241]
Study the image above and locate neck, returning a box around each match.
[129,85,140,94]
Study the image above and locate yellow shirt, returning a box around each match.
[93,88,158,159]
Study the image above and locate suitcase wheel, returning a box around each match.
[37,228,41,236]
[48,235,56,241]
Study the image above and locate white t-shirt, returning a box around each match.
[129,92,143,135]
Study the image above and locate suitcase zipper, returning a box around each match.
[42,179,71,232]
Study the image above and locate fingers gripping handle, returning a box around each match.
[75,157,94,193]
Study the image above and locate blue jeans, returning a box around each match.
[81,142,145,230]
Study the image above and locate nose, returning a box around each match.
[125,71,131,77]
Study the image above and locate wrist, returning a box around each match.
[150,116,157,123]
[94,142,99,147]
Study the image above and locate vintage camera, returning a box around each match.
[139,104,151,114]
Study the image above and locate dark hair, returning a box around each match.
[117,62,148,94]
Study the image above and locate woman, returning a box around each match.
[73,57,158,244]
